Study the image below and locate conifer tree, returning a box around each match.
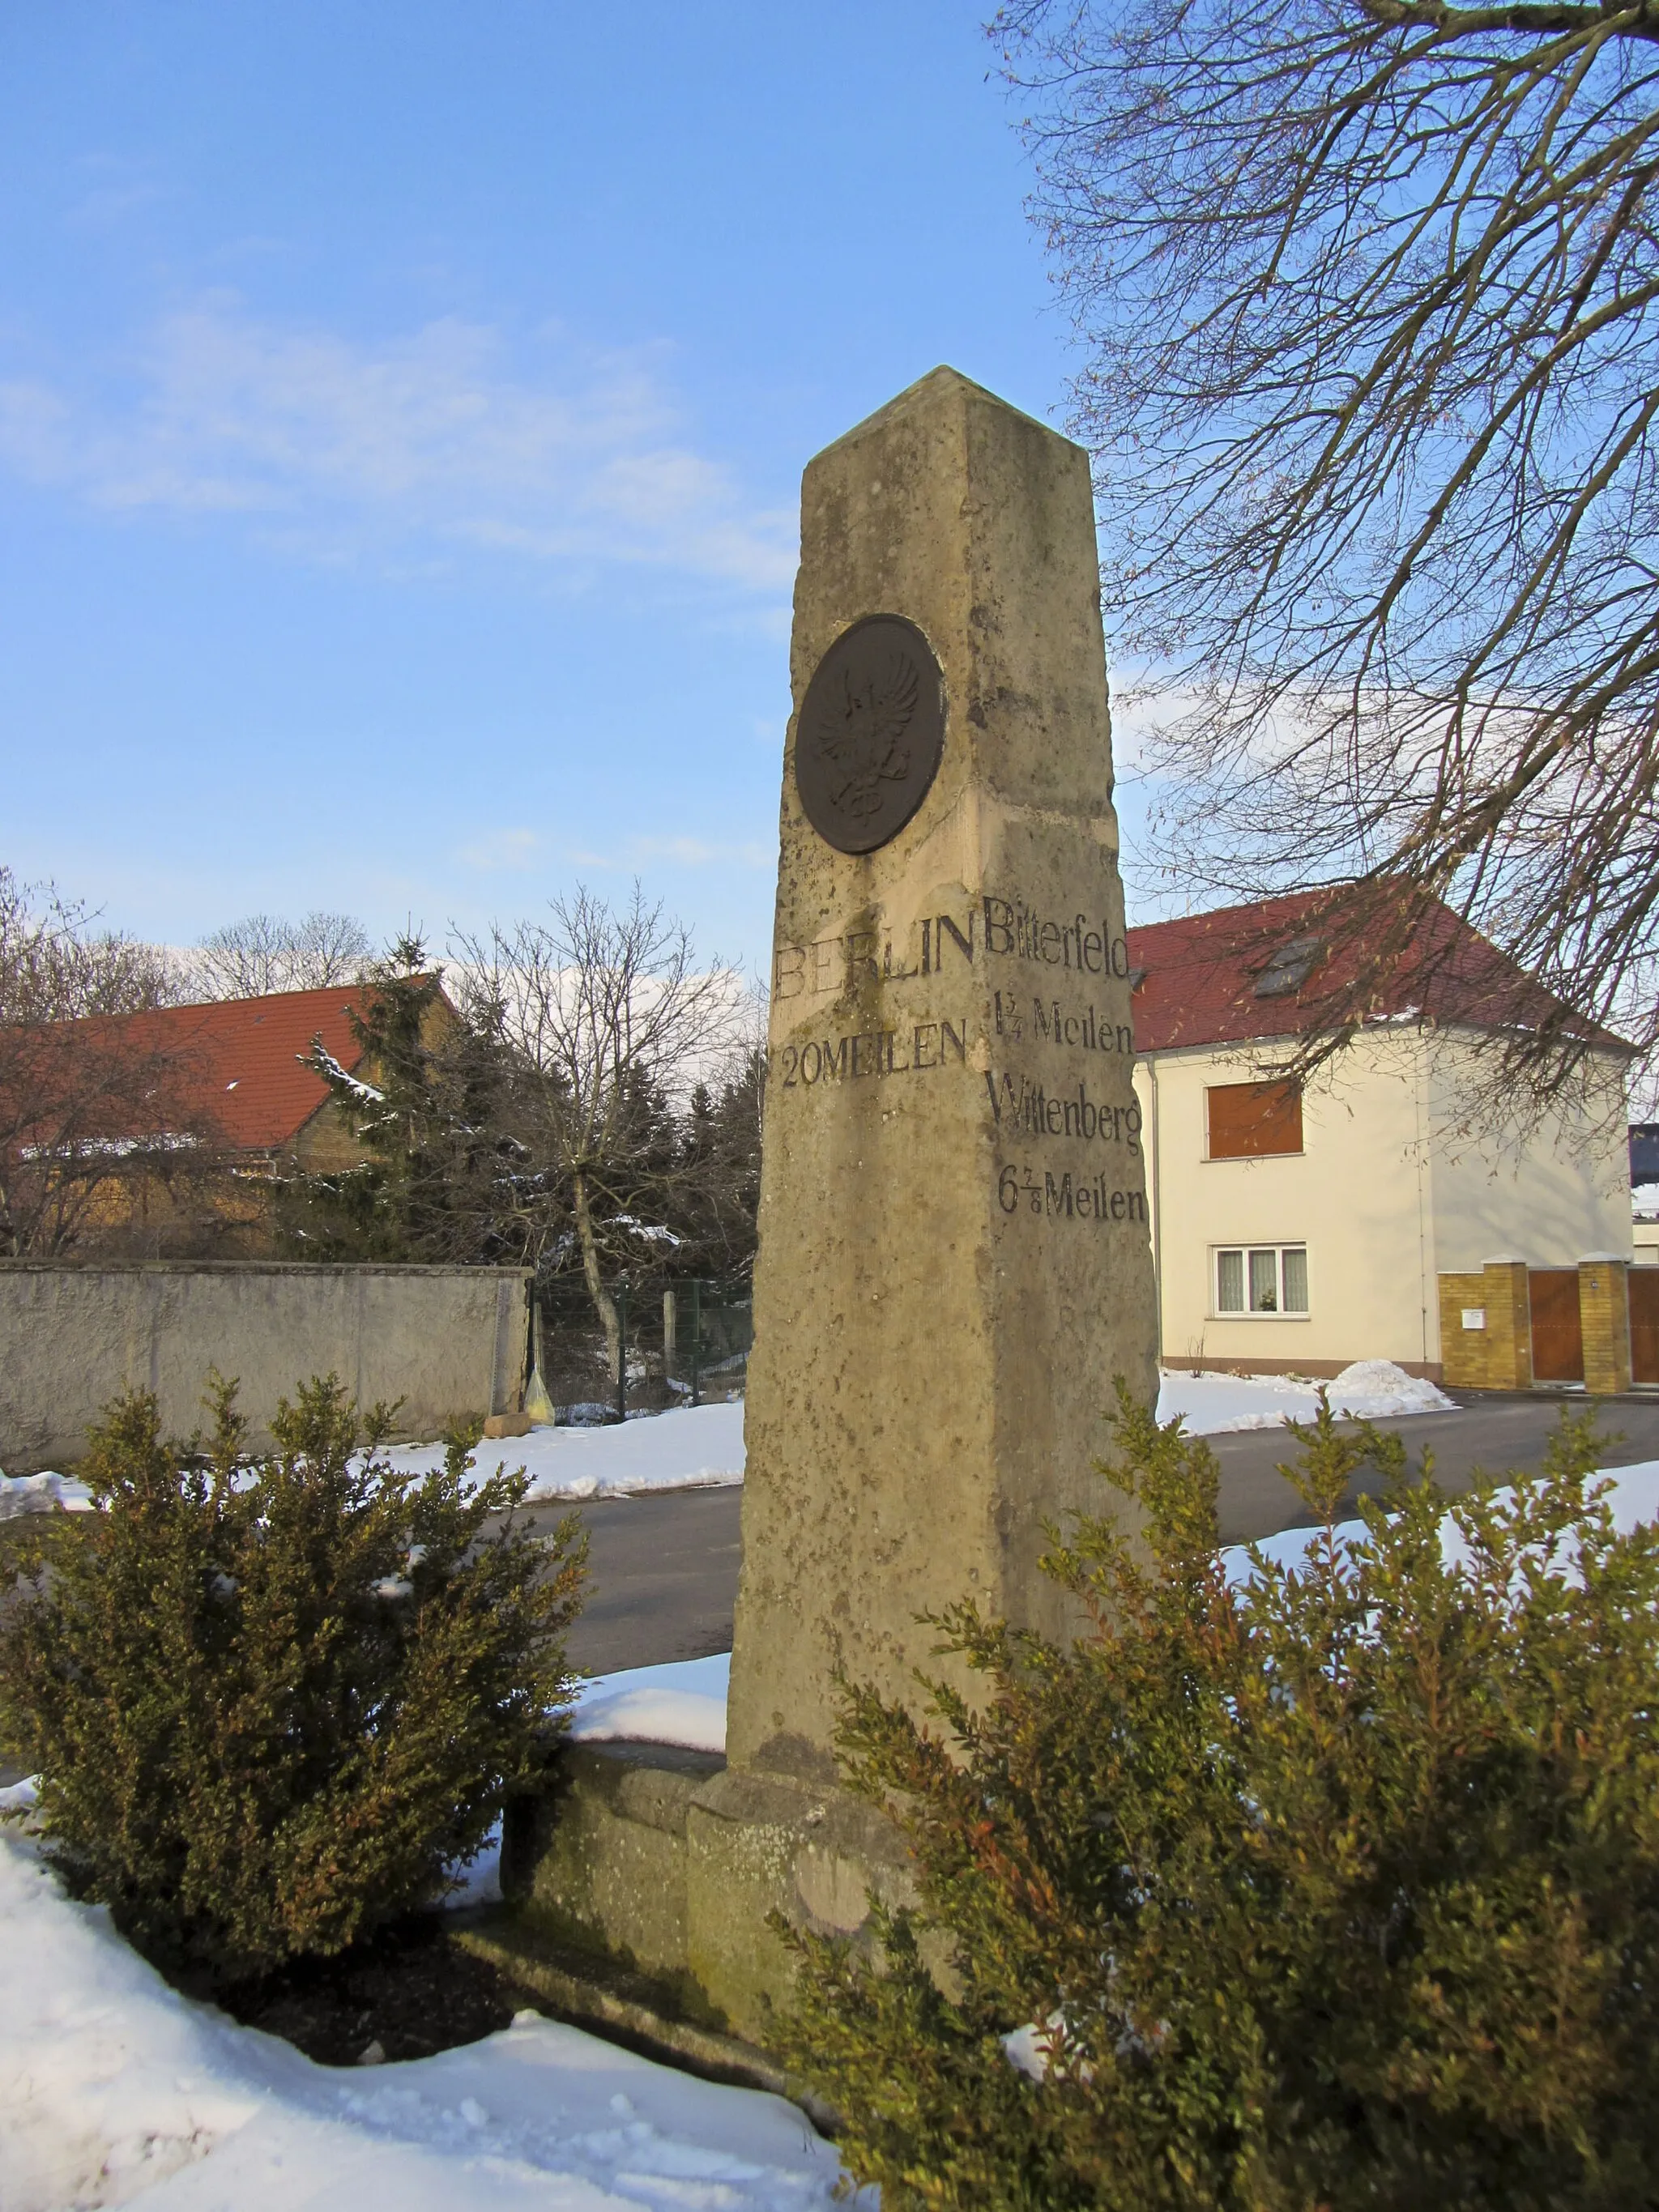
[278,910,765,1342]
[0,1375,583,1984]
[668,1047,764,1276]
[278,936,512,1264]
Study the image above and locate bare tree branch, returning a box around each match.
[0,868,220,1255]
[451,886,747,1372]
[185,911,372,999]
[1000,0,1659,1106]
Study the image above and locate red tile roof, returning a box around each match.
[53,985,373,1151]
[1124,889,1624,1056]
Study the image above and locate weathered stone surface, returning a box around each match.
[482,1411,534,1439]
[729,365,1159,1780]
[451,1916,789,2097]
[684,1765,918,2036]
[504,1741,722,1998]
[495,1743,916,2058]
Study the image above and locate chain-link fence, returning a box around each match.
[532,1272,753,1422]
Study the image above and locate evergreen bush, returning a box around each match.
[777,1394,1659,2210]
[0,1375,583,1984]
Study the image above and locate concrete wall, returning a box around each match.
[0,1261,531,1473]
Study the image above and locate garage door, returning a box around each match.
[1529,1269,1584,1384]
[1631,1270,1659,1385]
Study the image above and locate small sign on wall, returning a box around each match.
[1461,1307,1486,1330]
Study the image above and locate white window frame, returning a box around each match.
[1211,1243,1310,1319]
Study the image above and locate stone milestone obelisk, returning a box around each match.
[727,366,1158,1782]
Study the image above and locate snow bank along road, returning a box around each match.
[18,1370,1659,1677]
[11,1361,1654,1532]
[371,1364,1458,1511]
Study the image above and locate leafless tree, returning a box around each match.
[186,911,372,999]
[0,869,217,1255]
[0,867,175,1024]
[451,887,747,1375]
[1000,0,1659,1103]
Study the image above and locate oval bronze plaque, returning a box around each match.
[795,614,945,855]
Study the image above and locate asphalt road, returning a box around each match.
[546,1486,744,1675]
[547,1389,1659,1674]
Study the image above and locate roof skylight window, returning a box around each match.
[1252,936,1324,999]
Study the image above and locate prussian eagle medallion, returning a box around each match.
[794,614,945,855]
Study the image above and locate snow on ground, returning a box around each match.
[382,1400,748,1503]
[1601,1459,1659,1530]
[0,1472,92,1518]
[1239,1455,1659,1583]
[440,1823,504,1912]
[3,1363,1456,1512]
[1158,1360,1456,1435]
[570,1653,730,1756]
[433,1658,732,1910]
[370,1362,1456,1507]
[0,1801,855,2212]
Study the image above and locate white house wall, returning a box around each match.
[1422,1042,1631,1276]
[1134,1034,1435,1375]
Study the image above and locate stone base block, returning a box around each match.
[451,1917,790,2096]
[482,1411,533,1438]
[494,1740,917,2056]
[684,1763,917,2040]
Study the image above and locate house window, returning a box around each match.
[1206,1079,1303,1159]
[1215,1245,1309,1315]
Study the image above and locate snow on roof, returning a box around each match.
[29,984,375,1153]
[1124,887,1623,1058]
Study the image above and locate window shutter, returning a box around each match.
[1206,1080,1303,1158]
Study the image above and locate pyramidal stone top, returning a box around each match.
[815,362,1058,455]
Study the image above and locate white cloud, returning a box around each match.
[458,829,543,872]
[561,833,773,872]
[0,300,797,590]
[633,833,773,868]
[63,153,173,233]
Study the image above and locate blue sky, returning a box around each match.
[0,2,1117,976]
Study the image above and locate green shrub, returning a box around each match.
[776,1394,1659,2210]
[0,1375,583,1984]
